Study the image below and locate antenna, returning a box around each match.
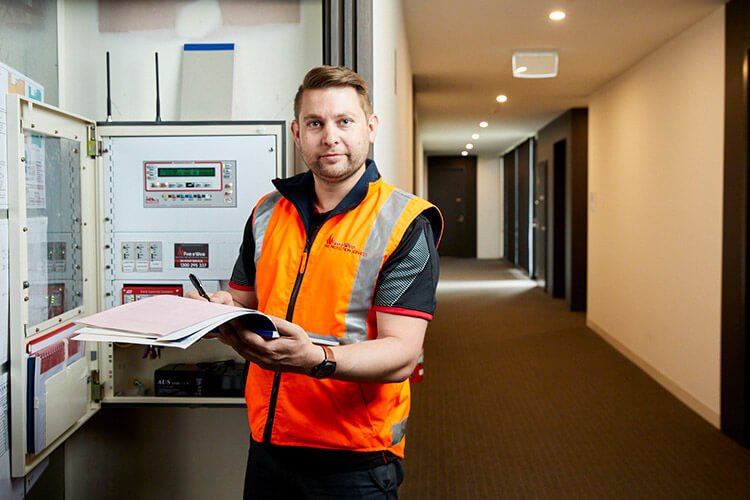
[106,51,112,122]
[155,52,162,123]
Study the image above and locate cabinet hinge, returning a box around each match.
[87,125,102,157]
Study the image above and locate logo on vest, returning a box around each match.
[324,234,368,257]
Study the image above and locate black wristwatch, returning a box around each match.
[309,345,336,379]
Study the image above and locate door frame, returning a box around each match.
[721,2,750,447]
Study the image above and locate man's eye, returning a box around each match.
[308,121,321,127]
[341,119,352,125]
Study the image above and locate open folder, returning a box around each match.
[71,295,279,349]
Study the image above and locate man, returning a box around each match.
[190,65,442,499]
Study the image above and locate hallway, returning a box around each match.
[402,258,750,499]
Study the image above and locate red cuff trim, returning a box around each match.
[229,281,254,291]
[373,306,433,321]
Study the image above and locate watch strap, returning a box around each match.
[321,345,335,363]
[310,345,337,379]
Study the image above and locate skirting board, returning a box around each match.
[587,319,720,428]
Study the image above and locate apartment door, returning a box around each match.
[427,156,477,257]
[534,160,548,286]
[549,139,567,298]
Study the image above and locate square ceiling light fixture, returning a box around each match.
[512,51,558,78]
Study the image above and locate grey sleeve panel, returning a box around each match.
[374,230,430,307]
[372,214,440,317]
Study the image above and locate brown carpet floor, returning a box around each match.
[401,258,750,499]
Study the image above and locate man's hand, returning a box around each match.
[217,316,324,375]
[185,289,235,306]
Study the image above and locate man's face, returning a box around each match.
[291,87,378,184]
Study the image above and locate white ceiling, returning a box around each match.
[403,0,727,156]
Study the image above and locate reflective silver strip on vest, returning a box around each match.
[252,191,283,272]
[343,190,415,344]
[391,417,408,446]
[306,331,341,346]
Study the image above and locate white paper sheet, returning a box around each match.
[24,134,46,210]
[0,371,24,500]
[26,216,49,327]
[0,220,8,365]
[0,61,45,211]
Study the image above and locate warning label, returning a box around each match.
[174,243,209,268]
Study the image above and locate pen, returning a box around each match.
[189,273,211,302]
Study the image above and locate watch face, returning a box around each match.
[314,361,336,379]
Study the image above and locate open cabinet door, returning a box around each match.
[6,95,101,477]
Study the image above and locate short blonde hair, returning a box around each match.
[294,65,372,120]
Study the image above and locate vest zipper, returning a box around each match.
[262,221,323,444]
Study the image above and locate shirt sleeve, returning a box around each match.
[372,214,440,320]
[229,212,256,291]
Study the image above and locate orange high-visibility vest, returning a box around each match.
[246,169,441,458]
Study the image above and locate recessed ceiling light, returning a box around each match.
[461,151,468,156]
[512,51,559,78]
[479,121,488,128]
[472,133,480,140]
[466,143,474,150]
[496,95,508,103]
[549,11,566,21]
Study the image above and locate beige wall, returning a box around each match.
[587,7,724,425]
[60,0,321,171]
[373,0,415,192]
[414,112,426,198]
[477,156,503,258]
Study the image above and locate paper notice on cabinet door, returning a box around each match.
[0,108,6,210]
[25,134,46,210]
[0,373,27,499]
[0,61,45,211]
[26,217,49,327]
[0,220,8,365]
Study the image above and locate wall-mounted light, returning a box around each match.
[461,151,468,156]
[496,95,508,103]
[472,133,480,140]
[479,121,488,128]
[466,143,474,150]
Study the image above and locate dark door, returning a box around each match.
[534,160,548,286]
[427,156,477,257]
[549,139,566,298]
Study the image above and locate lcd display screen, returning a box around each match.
[158,167,216,177]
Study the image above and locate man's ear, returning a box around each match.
[291,120,301,149]
[368,114,379,144]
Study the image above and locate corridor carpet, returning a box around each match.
[401,258,750,499]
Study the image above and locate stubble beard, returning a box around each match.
[308,149,367,185]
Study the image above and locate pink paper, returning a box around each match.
[76,295,239,336]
